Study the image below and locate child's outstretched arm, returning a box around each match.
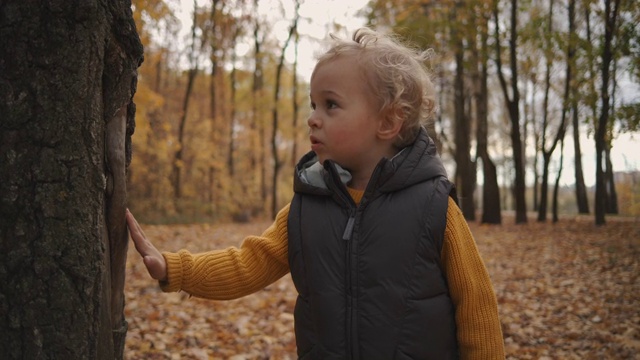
[160,204,290,300]
[125,205,290,301]
[126,209,168,281]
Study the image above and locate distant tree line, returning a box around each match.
[129,0,639,225]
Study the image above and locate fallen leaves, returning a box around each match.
[479,217,640,359]
[124,216,640,359]
[124,221,298,359]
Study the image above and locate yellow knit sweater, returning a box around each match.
[161,189,505,359]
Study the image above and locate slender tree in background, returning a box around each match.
[271,0,300,218]
[604,141,619,214]
[208,0,221,204]
[473,0,502,224]
[550,0,576,222]
[251,0,268,210]
[517,25,536,213]
[605,55,619,215]
[570,0,589,214]
[536,0,555,222]
[537,0,570,223]
[552,138,566,222]
[494,0,528,223]
[228,24,242,177]
[594,0,620,225]
[525,67,540,213]
[291,28,301,168]
[174,0,201,201]
[572,101,590,213]
[0,0,143,358]
[452,2,476,221]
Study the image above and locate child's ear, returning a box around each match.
[377,106,403,141]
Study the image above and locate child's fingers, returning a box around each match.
[126,209,153,255]
[125,209,144,238]
[126,209,167,280]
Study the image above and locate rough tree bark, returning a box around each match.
[0,1,143,358]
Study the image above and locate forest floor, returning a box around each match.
[124,214,640,359]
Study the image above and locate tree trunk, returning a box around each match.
[572,98,590,213]
[569,0,589,214]
[530,79,540,213]
[291,29,301,168]
[174,0,200,202]
[0,1,143,358]
[228,26,241,178]
[605,143,619,214]
[251,3,267,214]
[538,153,552,222]
[453,35,475,221]
[208,0,221,206]
[474,5,501,224]
[595,0,620,225]
[494,0,527,223]
[536,0,555,223]
[523,74,536,213]
[606,58,620,215]
[552,138,565,223]
[270,2,299,218]
[538,0,572,223]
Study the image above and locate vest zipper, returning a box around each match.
[326,160,380,359]
[340,206,354,359]
[337,162,384,359]
[342,213,356,241]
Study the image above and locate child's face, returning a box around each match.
[308,56,392,177]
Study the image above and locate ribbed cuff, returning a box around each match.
[159,251,184,292]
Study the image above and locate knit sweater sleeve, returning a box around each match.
[442,198,505,359]
[159,204,291,300]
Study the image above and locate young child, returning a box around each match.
[127,27,505,359]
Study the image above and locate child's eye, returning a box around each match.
[310,101,316,110]
[326,100,338,109]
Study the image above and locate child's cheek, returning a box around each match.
[331,127,354,143]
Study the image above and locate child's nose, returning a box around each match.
[307,112,320,128]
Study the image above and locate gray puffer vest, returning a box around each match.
[288,128,459,359]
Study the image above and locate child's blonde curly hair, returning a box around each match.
[316,27,437,148]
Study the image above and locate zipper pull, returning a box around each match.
[342,215,355,241]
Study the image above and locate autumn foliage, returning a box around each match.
[127,0,640,226]
[124,216,639,359]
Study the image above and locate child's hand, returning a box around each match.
[126,209,168,281]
